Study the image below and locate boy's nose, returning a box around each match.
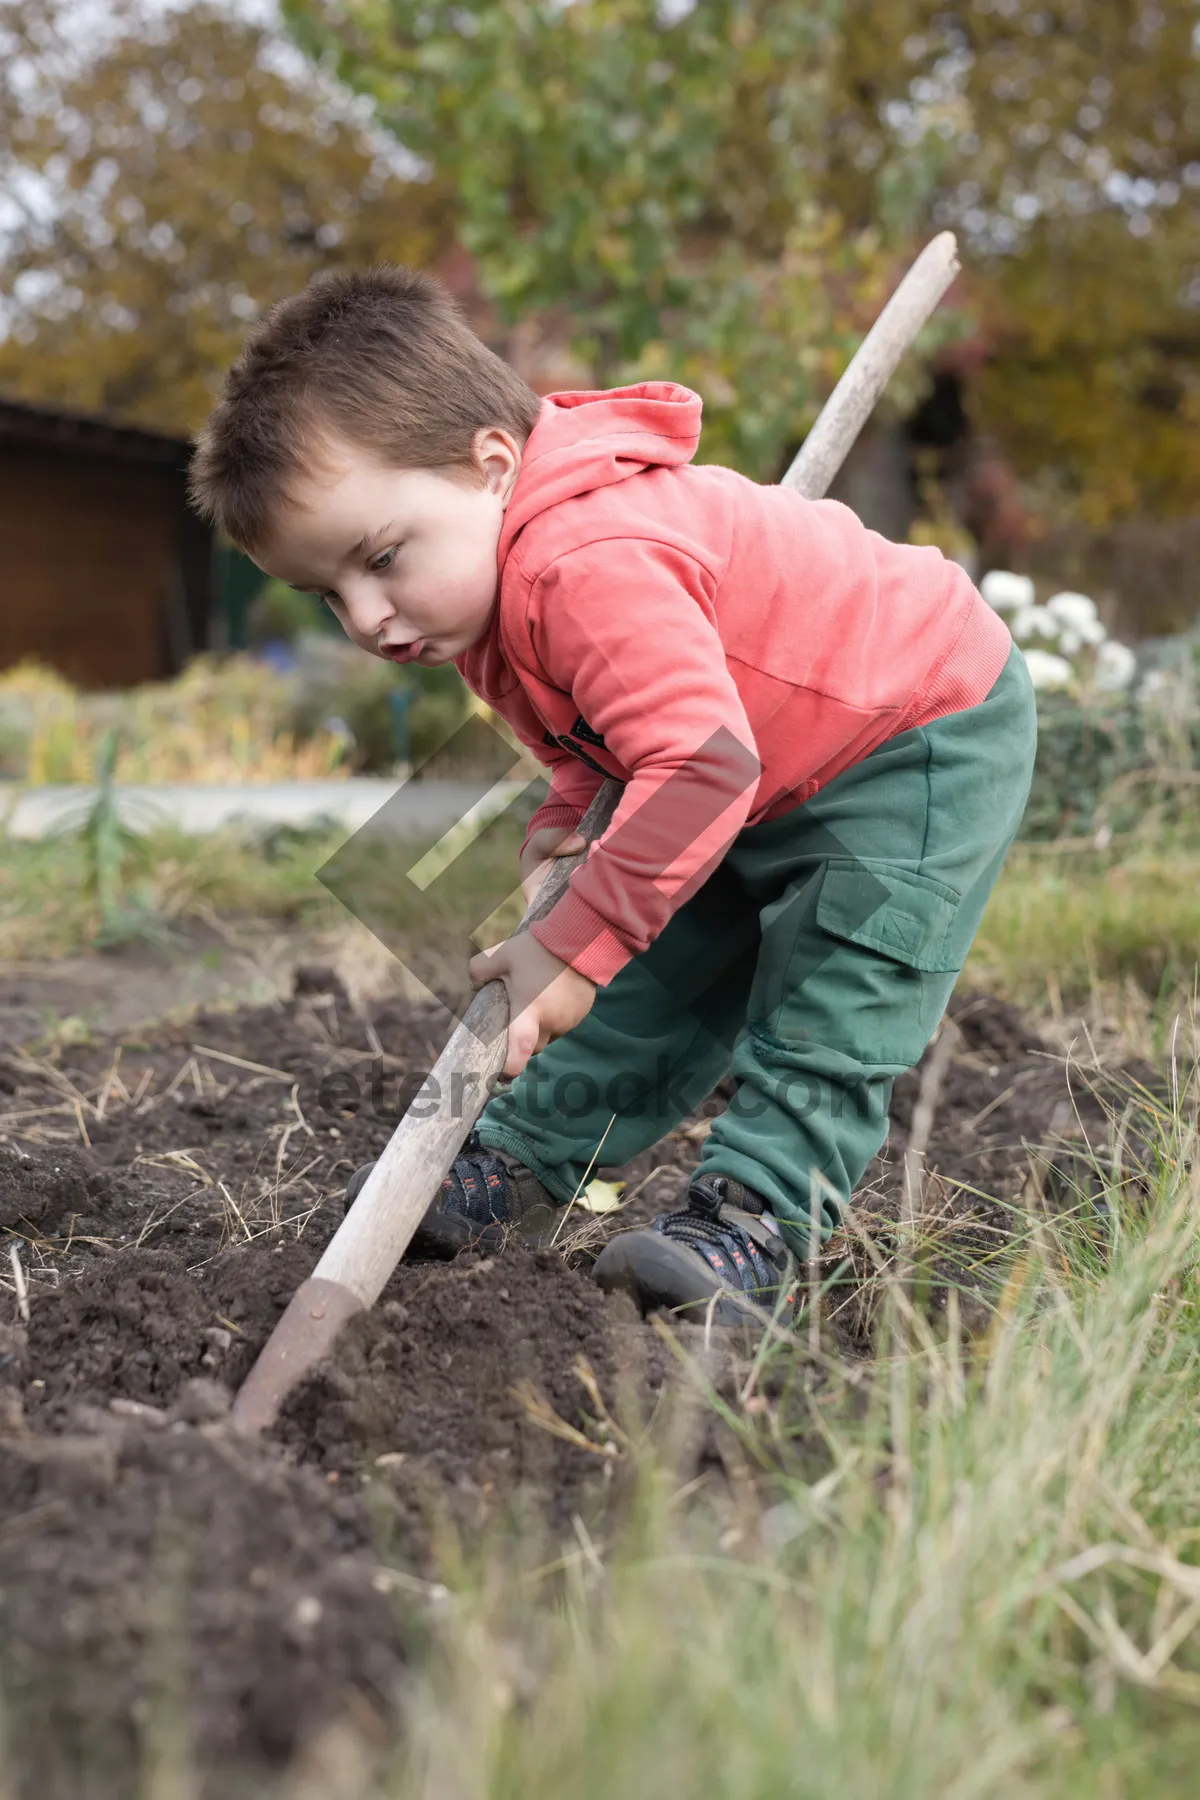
[340,582,396,639]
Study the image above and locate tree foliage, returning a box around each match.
[831,0,1200,526]
[0,0,452,432]
[288,0,1198,520]
[283,0,945,479]
[1,0,1194,530]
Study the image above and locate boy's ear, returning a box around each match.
[474,427,522,504]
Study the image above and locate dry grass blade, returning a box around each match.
[133,1190,199,1251]
[129,1066,157,1109]
[162,1057,201,1100]
[0,1104,75,1126]
[288,1083,313,1137]
[896,1016,963,1344]
[191,1043,295,1081]
[2,1050,100,1121]
[510,1379,620,1459]
[7,1243,30,1323]
[903,1017,963,1234]
[72,1098,91,1148]
[550,1112,618,1247]
[217,1180,254,1246]
[135,1150,215,1186]
[95,1047,126,1121]
[572,1354,634,1454]
[1038,1542,1200,1603]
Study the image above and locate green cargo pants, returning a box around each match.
[475,641,1037,1259]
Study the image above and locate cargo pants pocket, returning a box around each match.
[747,858,965,1072]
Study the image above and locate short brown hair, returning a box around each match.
[188,264,542,551]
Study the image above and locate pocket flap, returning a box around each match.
[815,861,961,973]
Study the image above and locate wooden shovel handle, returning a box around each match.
[782,232,960,497]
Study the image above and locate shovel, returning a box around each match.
[231,231,962,1434]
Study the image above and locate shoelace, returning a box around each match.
[441,1132,516,1224]
[653,1204,782,1296]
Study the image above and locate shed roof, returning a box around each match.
[0,394,192,467]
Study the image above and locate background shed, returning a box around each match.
[0,398,214,689]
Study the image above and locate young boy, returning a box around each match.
[190,264,1036,1326]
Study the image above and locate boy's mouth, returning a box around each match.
[381,639,425,663]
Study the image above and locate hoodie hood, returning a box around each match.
[496,382,702,569]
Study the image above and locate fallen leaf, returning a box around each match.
[578,1178,626,1214]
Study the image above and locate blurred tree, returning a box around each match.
[286,0,1196,523]
[282,0,947,479]
[0,0,453,432]
[5,0,1190,533]
[828,0,1199,527]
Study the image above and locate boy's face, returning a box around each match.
[254,426,522,666]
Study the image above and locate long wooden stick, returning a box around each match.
[782,232,960,496]
[231,231,961,1434]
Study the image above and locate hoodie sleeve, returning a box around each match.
[518,756,603,862]
[487,704,603,859]
[521,537,762,984]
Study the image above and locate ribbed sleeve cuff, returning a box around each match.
[914,591,1014,726]
[519,801,588,861]
[530,889,635,986]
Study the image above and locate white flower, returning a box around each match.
[1094,640,1137,692]
[1023,649,1074,690]
[1011,604,1060,644]
[1046,591,1096,628]
[1046,591,1107,645]
[1058,628,1082,657]
[981,570,1036,613]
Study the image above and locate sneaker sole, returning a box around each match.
[411,1200,560,1258]
[592,1229,778,1327]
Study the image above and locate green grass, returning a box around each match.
[0,813,530,965]
[4,812,1198,1033]
[357,1085,1200,1799]
[966,832,1200,1020]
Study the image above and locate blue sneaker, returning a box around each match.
[343,1128,560,1256]
[592,1171,798,1325]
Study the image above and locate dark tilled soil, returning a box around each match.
[0,969,1166,1795]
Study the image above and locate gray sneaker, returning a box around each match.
[592,1171,798,1325]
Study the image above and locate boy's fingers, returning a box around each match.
[519,835,583,910]
[467,945,503,986]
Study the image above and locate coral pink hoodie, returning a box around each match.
[454,382,1012,988]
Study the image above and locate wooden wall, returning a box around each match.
[0,443,198,689]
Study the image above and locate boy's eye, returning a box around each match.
[315,591,340,607]
[369,546,398,572]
